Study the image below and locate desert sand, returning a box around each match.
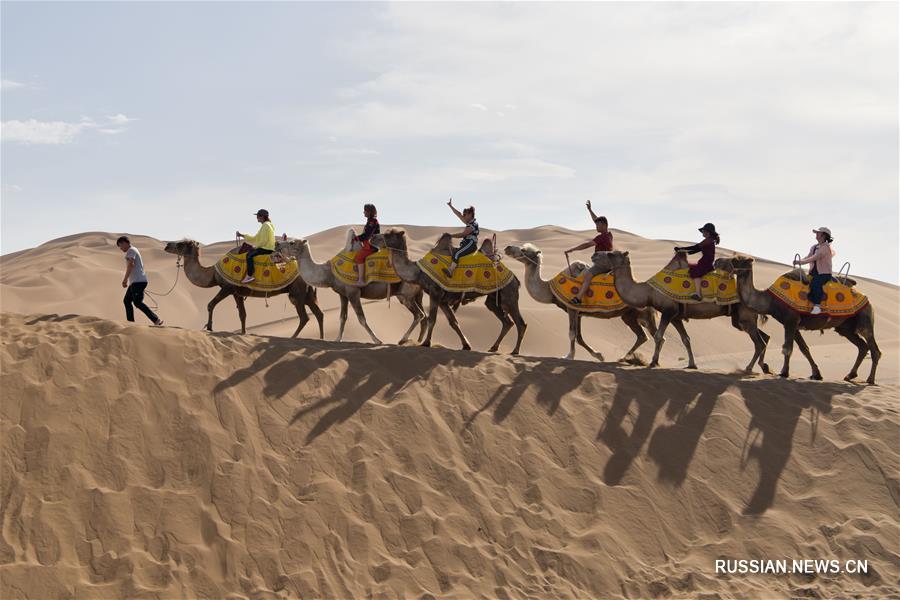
[1,226,898,598]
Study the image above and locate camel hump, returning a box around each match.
[781,269,857,287]
[767,275,868,317]
[417,250,515,293]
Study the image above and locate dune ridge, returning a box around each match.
[1,312,898,598]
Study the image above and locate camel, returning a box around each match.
[590,250,770,373]
[273,233,426,345]
[504,243,657,362]
[163,239,323,338]
[715,256,880,384]
[375,229,527,354]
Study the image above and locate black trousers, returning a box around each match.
[246,248,273,277]
[124,282,159,323]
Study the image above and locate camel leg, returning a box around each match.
[485,293,513,353]
[574,313,603,361]
[416,291,428,343]
[792,331,822,380]
[348,292,382,344]
[779,321,798,378]
[289,293,310,339]
[836,322,868,382]
[336,295,349,342]
[757,329,771,374]
[396,294,425,345]
[307,292,325,340]
[234,295,247,334]
[863,330,881,385]
[206,288,232,332]
[421,299,440,347]
[508,302,527,356]
[670,319,697,369]
[619,310,647,361]
[564,311,578,360]
[441,302,473,351]
[649,312,673,368]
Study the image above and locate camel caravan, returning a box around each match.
[159,203,881,384]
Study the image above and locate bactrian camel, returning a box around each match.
[376,229,527,354]
[505,243,657,361]
[716,256,880,384]
[163,240,323,338]
[273,234,426,345]
[591,250,770,373]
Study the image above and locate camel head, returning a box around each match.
[376,228,407,252]
[592,250,628,272]
[274,236,309,259]
[433,232,453,253]
[163,239,199,256]
[731,255,754,271]
[714,257,735,274]
[504,243,541,265]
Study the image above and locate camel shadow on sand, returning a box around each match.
[596,368,862,515]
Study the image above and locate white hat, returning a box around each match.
[812,226,832,236]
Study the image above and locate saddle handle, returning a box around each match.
[836,261,852,286]
[793,253,808,284]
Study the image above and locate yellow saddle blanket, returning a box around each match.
[647,268,739,305]
[329,248,401,286]
[767,275,868,317]
[214,251,300,291]
[418,251,514,293]
[549,270,626,313]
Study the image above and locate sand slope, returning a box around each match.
[0,226,897,383]
[1,313,898,598]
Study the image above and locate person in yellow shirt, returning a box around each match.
[236,209,276,284]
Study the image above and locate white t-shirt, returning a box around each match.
[125,247,148,284]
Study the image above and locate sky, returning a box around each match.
[2,1,898,282]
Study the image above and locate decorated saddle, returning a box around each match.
[767,275,868,317]
[215,250,299,291]
[418,251,514,293]
[329,248,401,286]
[550,270,626,313]
[648,268,739,305]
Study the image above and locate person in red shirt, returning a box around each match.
[565,200,614,305]
[352,204,380,286]
[674,223,720,301]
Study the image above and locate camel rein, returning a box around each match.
[144,255,182,310]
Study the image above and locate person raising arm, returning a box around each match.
[565,200,613,305]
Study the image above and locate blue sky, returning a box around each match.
[2,2,897,282]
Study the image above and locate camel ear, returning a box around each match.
[623,251,629,257]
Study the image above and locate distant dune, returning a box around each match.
[1,225,896,382]
[1,313,897,598]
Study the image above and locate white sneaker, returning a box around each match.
[810,305,822,315]
[241,276,255,284]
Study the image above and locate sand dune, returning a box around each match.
[1,313,897,598]
[1,225,896,383]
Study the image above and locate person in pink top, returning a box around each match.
[794,227,834,315]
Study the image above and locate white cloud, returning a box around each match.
[469,103,488,111]
[1,80,25,90]
[1,119,95,144]
[106,113,136,125]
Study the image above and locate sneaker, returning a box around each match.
[241,276,255,284]
[570,297,582,305]
[442,268,454,278]
[810,305,822,315]
[690,294,702,301]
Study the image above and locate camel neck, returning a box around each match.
[522,259,554,304]
[388,243,421,283]
[296,244,331,288]
[182,248,217,288]
[612,262,649,308]
[736,269,771,313]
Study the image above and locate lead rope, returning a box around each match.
[793,253,808,284]
[144,255,182,310]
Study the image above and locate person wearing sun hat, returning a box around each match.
[236,209,276,284]
[794,226,835,315]
[674,223,721,301]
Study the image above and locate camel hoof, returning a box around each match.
[779,372,789,378]
[510,350,519,356]
[761,363,771,374]
[420,341,432,348]
[562,354,575,361]
[866,378,876,385]
[488,346,499,353]
[647,361,659,369]
[463,344,473,351]
[810,373,823,381]
[685,364,698,370]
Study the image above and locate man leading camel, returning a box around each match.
[236,209,276,284]
[565,200,613,305]
[117,235,163,326]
